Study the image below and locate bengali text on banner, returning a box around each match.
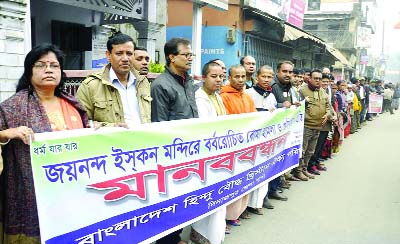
[30,104,305,244]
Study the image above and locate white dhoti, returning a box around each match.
[248,182,269,209]
[192,207,226,244]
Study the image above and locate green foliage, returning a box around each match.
[149,62,165,73]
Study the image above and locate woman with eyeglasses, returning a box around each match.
[0,43,88,243]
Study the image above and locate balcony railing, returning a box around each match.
[64,70,161,96]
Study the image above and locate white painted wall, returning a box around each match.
[0,0,26,101]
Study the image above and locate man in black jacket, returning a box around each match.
[151,38,198,122]
[151,37,198,244]
[270,61,309,181]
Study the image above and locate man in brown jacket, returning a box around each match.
[297,69,332,178]
[76,32,151,128]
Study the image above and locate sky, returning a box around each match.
[378,0,400,51]
[380,0,400,80]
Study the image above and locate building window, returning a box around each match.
[327,24,345,30]
[303,24,318,30]
[308,0,320,11]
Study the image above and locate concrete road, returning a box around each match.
[223,112,400,244]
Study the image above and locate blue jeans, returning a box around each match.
[360,100,367,123]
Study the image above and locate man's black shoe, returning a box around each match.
[308,167,320,175]
[263,198,275,209]
[268,191,288,201]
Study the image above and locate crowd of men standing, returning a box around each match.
[74,32,387,244]
[0,32,398,244]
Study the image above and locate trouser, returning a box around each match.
[360,99,367,123]
[294,127,320,172]
[156,230,182,244]
[383,99,394,114]
[392,98,399,110]
[309,130,329,165]
[350,112,360,133]
[355,111,361,128]
[268,177,281,193]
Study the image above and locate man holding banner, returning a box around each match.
[299,69,332,176]
[220,64,256,224]
[151,37,199,244]
[76,32,152,127]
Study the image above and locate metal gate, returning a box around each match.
[244,34,293,71]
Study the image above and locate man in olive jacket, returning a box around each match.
[298,69,332,176]
[76,33,151,127]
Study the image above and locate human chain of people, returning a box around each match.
[0,30,397,244]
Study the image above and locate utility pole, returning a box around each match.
[380,20,386,80]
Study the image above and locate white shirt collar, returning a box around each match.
[109,67,136,87]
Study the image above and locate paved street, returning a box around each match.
[223,112,400,244]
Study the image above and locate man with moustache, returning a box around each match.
[77,32,151,127]
[151,37,198,244]
[151,37,198,122]
[299,70,332,176]
[270,61,306,181]
[270,61,300,109]
[132,46,150,75]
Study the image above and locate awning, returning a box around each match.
[326,45,351,67]
[283,23,351,67]
[283,24,324,44]
[46,0,145,19]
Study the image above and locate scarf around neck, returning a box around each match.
[308,82,319,91]
[254,84,272,97]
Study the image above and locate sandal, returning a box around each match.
[190,227,211,244]
[225,225,231,234]
[226,219,241,226]
[247,207,264,215]
[239,210,251,219]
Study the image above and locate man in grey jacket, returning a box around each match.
[151,37,198,244]
[151,38,198,122]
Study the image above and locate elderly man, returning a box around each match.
[240,56,257,89]
[322,67,331,75]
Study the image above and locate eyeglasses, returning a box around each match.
[33,62,61,71]
[177,53,195,59]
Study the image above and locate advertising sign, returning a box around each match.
[368,94,383,113]
[249,0,306,28]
